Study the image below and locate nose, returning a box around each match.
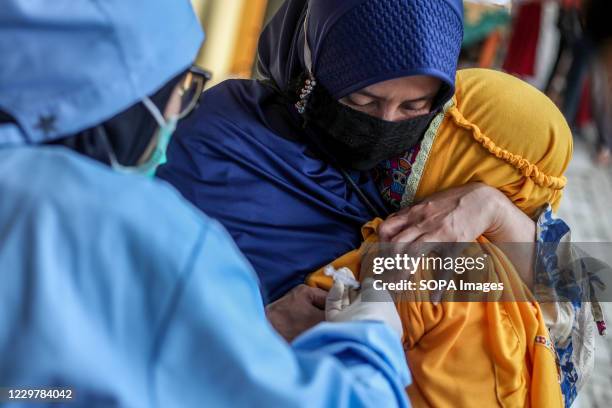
[379,104,403,122]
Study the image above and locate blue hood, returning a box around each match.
[0,0,204,145]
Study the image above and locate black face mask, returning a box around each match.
[293,76,440,171]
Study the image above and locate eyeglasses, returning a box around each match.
[175,65,212,120]
[129,66,211,169]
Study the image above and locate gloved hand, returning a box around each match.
[325,270,403,339]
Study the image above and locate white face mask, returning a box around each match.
[107,96,178,178]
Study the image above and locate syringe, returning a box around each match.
[324,265,361,289]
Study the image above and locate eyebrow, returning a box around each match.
[353,89,438,103]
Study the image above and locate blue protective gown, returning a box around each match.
[0,146,410,408]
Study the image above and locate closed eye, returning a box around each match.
[400,99,431,111]
[344,97,377,108]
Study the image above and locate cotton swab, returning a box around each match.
[324,265,361,289]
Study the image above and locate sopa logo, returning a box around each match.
[419,280,457,291]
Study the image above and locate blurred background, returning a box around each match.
[190,0,284,85]
[189,0,611,405]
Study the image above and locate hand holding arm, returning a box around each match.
[266,284,328,342]
[378,183,536,282]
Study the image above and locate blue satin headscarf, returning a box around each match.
[257,0,464,99]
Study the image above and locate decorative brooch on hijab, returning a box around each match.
[295,74,317,114]
[294,6,316,115]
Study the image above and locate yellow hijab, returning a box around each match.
[308,69,572,407]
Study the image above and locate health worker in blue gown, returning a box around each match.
[0,1,410,407]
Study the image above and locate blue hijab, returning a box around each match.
[158,0,463,302]
[257,0,463,98]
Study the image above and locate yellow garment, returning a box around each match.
[415,68,571,217]
[308,69,571,407]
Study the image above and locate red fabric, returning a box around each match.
[561,0,581,9]
[502,2,542,77]
[576,78,592,127]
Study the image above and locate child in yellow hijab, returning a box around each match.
[308,69,592,407]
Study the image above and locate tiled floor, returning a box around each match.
[557,140,612,407]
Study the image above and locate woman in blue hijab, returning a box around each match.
[158,0,537,335]
[160,0,456,293]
